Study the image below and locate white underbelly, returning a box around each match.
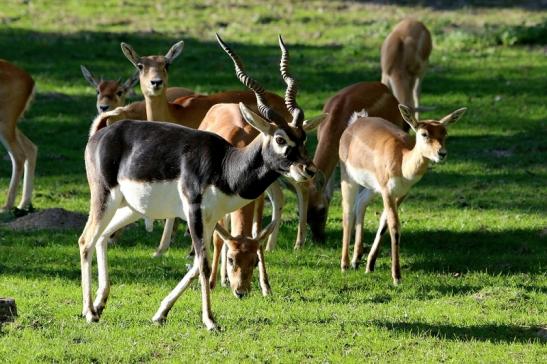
[119,179,185,219]
[346,163,382,193]
[346,164,421,198]
[201,186,251,225]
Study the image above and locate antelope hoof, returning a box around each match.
[393,278,402,286]
[204,319,219,332]
[261,285,272,297]
[209,279,217,290]
[85,311,100,323]
[152,250,165,258]
[93,304,105,316]
[152,314,167,325]
[351,260,360,270]
[341,262,350,272]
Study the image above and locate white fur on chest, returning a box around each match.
[201,186,251,225]
[119,179,185,219]
[346,164,422,197]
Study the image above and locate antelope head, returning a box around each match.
[217,34,327,183]
[214,222,276,298]
[80,65,139,113]
[399,104,466,163]
[120,41,184,97]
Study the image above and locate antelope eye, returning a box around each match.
[164,63,170,71]
[420,132,428,138]
[137,63,144,70]
[116,91,123,96]
[96,90,100,95]
[275,136,286,145]
[228,257,234,265]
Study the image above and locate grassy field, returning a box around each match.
[1,1,546,362]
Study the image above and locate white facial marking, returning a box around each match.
[272,130,295,155]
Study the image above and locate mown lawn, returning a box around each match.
[0,1,546,362]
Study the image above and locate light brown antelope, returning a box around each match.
[93,40,290,257]
[201,34,324,296]
[0,60,37,213]
[381,18,432,118]
[78,36,324,329]
[338,104,466,284]
[81,65,195,114]
[302,82,407,245]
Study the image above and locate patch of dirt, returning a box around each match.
[3,208,87,231]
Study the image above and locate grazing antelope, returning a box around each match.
[80,64,195,114]
[381,19,432,118]
[339,104,466,284]
[0,60,37,213]
[78,36,325,330]
[301,82,407,244]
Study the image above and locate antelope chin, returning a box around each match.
[147,86,164,96]
[287,165,313,182]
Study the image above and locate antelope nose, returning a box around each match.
[99,105,109,112]
[234,290,246,299]
[439,151,447,159]
[150,79,163,87]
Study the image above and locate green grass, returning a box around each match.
[1,1,546,362]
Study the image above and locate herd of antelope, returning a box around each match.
[1,19,466,330]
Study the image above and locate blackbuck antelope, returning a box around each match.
[0,60,37,213]
[81,65,195,114]
[301,82,407,244]
[91,40,291,257]
[78,36,325,330]
[339,104,466,284]
[381,19,432,118]
[201,34,324,295]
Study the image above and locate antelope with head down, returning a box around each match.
[381,18,432,118]
[339,104,466,284]
[78,35,324,330]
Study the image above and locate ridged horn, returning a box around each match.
[278,35,304,126]
[216,33,286,125]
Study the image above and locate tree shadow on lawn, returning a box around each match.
[0,225,544,284]
[370,320,545,344]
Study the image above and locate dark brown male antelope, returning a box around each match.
[78,36,325,330]
[339,104,466,284]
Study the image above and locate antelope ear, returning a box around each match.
[165,40,184,64]
[302,113,328,132]
[398,104,418,132]
[239,103,274,135]
[256,220,278,245]
[80,65,99,88]
[214,223,235,241]
[121,42,140,68]
[122,70,140,93]
[438,107,467,126]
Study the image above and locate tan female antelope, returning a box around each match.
[302,82,408,245]
[78,36,324,330]
[0,60,37,213]
[381,19,432,117]
[339,104,466,284]
[80,64,194,114]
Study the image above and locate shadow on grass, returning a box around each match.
[370,320,545,343]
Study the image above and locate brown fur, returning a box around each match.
[338,105,465,284]
[381,18,432,112]
[0,60,37,211]
[305,82,406,242]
